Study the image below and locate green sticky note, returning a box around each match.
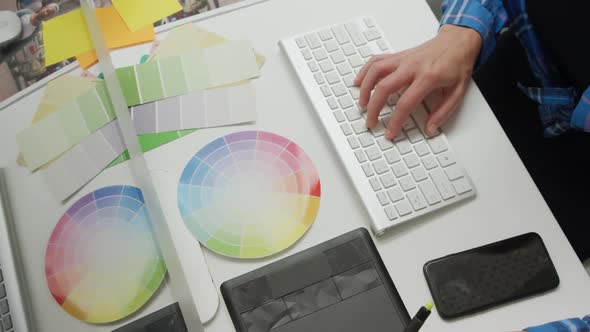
[136,61,165,102]
[159,56,188,97]
[77,90,109,132]
[116,66,141,106]
[182,49,210,90]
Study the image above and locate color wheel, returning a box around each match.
[178,131,321,258]
[45,185,166,323]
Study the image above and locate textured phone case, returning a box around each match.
[423,233,559,319]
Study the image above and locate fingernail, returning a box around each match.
[427,124,438,136]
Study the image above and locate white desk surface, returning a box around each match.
[1,0,589,331]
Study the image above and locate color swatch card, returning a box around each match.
[130,82,256,134]
[45,186,166,323]
[116,40,260,106]
[16,82,116,171]
[177,131,321,259]
[113,0,182,32]
[40,121,126,201]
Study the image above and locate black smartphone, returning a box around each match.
[423,233,559,319]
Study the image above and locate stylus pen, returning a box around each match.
[403,302,433,332]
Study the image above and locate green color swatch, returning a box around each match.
[116,66,141,106]
[136,61,164,102]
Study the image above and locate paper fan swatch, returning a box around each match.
[178,131,321,258]
[45,185,166,323]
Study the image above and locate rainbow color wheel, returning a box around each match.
[45,185,166,323]
[178,131,321,258]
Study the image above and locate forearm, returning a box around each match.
[571,86,590,133]
[523,315,590,332]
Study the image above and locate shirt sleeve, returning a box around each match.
[570,86,590,133]
[525,315,590,332]
[440,0,509,65]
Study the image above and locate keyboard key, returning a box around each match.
[414,141,430,157]
[358,45,373,58]
[370,120,386,136]
[392,162,408,177]
[365,146,381,161]
[358,133,375,147]
[380,105,392,115]
[422,155,438,170]
[393,130,407,142]
[333,110,345,122]
[399,176,416,191]
[376,191,389,206]
[320,85,332,97]
[301,48,312,60]
[407,190,428,211]
[348,136,360,149]
[305,33,322,49]
[444,164,464,180]
[373,159,389,175]
[437,151,456,167]
[342,43,357,56]
[0,284,5,298]
[345,22,368,46]
[387,187,404,203]
[412,104,440,136]
[325,71,340,84]
[330,50,346,63]
[349,87,360,100]
[308,60,319,72]
[363,28,381,41]
[0,299,8,314]
[332,25,351,44]
[337,63,352,75]
[3,314,12,330]
[296,37,306,48]
[406,128,423,143]
[344,108,362,121]
[428,136,448,154]
[343,74,355,87]
[376,136,395,151]
[395,199,413,216]
[387,93,400,106]
[363,17,376,28]
[430,168,456,200]
[384,205,398,220]
[341,122,353,136]
[351,120,368,134]
[384,149,401,164]
[402,117,417,130]
[348,54,364,68]
[369,177,382,191]
[319,60,334,73]
[338,95,354,109]
[319,29,333,41]
[380,173,396,188]
[362,163,375,177]
[418,180,442,205]
[403,153,420,168]
[327,97,339,110]
[0,270,3,282]
[411,167,428,182]
[452,177,473,195]
[355,149,367,163]
[377,38,389,51]
[313,72,325,84]
[396,140,413,155]
[354,68,361,75]
[332,83,347,97]
[324,39,339,52]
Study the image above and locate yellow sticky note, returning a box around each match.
[43,9,93,66]
[76,7,155,69]
[112,0,182,32]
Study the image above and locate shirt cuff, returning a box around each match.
[570,86,590,132]
[526,316,590,332]
[440,0,497,65]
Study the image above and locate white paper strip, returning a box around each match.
[39,121,126,201]
[130,82,256,134]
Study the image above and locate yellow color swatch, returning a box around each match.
[112,0,182,32]
[76,7,155,69]
[43,9,93,66]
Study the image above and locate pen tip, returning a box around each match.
[425,301,433,311]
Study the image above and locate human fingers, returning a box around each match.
[425,82,467,135]
[358,58,401,110]
[364,68,412,128]
[354,55,389,86]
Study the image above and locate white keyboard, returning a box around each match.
[280,17,476,235]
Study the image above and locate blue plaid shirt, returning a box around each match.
[526,316,590,332]
[441,0,590,137]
